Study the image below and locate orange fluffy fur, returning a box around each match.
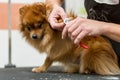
[19,2,120,75]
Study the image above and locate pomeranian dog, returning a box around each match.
[19,2,120,75]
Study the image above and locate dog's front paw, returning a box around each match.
[32,67,46,73]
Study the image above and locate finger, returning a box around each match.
[62,25,68,39]
[71,25,82,38]
[70,35,76,41]
[52,19,64,28]
[74,30,88,45]
[62,18,80,39]
[49,17,65,30]
[62,20,75,39]
[68,17,82,34]
[71,27,82,41]
[68,17,85,35]
[59,9,68,20]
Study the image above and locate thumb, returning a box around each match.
[61,13,67,20]
[59,9,67,20]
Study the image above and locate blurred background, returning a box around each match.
[0,0,86,68]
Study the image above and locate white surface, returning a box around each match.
[95,0,119,4]
[0,30,8,68]
[65,0,85,17]
[0,30,47,68]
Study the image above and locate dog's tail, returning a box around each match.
[92,53,120,75]
[80,41,120,75]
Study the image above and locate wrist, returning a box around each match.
[46,0,63,7]
[101,22,112,36]
[53,4,61,9]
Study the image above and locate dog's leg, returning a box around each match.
[32,56,53,73]
[79,60,91,74]
[63,63,79,73]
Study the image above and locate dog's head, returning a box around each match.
[19,2,52,40]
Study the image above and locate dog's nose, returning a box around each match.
[32,34,38,39]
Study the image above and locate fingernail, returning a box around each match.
[74,39,78,45]
[62,35,64,39]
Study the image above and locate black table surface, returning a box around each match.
[0,66,120,80]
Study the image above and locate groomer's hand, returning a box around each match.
[62,17,105,45]
[48,5,67,31]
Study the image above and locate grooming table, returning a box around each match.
[0,66,119,80]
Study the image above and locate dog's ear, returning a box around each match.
[19,6,29,31]
[19,24,25,32]
[45,3,53,19]
[19,5,29,15]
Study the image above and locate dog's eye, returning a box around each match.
[37,23,42,29]
[26,26,31,31]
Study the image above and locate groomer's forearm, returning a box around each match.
[102,23,120,43]
[46,0,63,6]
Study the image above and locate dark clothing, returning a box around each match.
[84,0,120,65]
